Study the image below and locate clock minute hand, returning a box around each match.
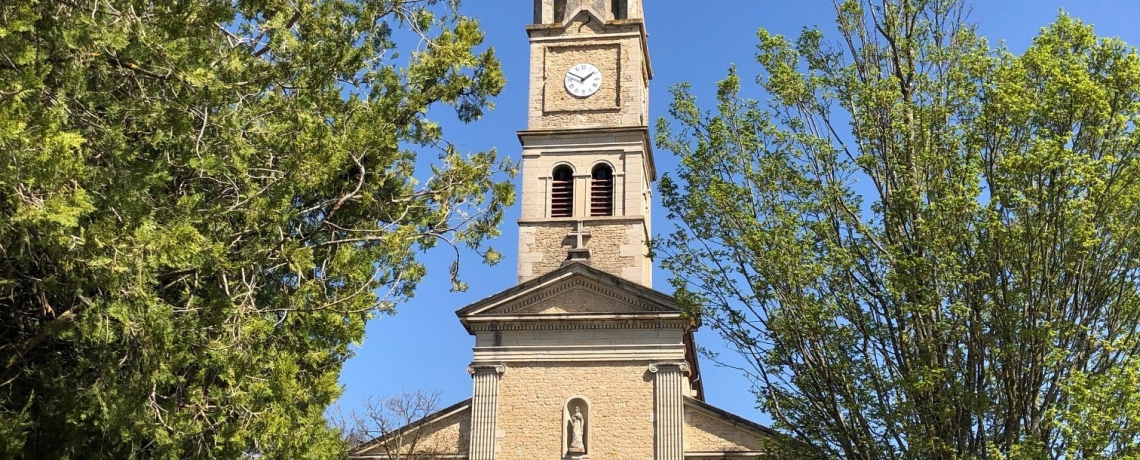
[567,71,585,82]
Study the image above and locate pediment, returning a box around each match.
[563,9,608,34]
[457,263,682,319]
[499,278,675,316]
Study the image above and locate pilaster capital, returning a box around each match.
[468,363,508,376]
[648,362,690,375]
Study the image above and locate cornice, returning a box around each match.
[517,125,650,139]
[466,318,689,332]
[517,216,645,225]
[473,344,686,363]
[518,126,655,180]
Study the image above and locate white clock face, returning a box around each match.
[564,63,602,98]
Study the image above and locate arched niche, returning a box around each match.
[563,396,590,457]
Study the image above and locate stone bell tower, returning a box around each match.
[349,5,792,460]
[517,0,655,286]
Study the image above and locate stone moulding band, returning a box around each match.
[472,344,686,362]
[467,319,689,331]
[529,31,644,43]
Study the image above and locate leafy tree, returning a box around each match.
[0,0,513,457]
[654,1,1140,459]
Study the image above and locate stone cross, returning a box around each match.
[567,221,591,249]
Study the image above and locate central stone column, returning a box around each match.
[649,362,689,460]
[468,364,507,460]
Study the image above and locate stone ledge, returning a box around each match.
[472,344,685,362]
[518,215,645,224]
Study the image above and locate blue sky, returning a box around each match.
[334,0,1140,426]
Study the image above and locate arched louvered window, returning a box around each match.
[551,165,574,218]
[590,164,614,217]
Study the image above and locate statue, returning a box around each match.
[568,405,585,454]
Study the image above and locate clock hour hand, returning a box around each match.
[580,71,596,82]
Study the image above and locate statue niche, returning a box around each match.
[563,397,589,457]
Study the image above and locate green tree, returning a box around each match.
[0,0,513,457]
[655,1,1140,459]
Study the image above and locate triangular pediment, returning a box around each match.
[562,9,607,34]
[457,263,683,321]
[499,278,676,316]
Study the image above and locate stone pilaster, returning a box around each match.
[648,362,689,460]
[468,364,507,460]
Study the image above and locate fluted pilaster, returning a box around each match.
[468,364,507,460]
[649,362,689,460]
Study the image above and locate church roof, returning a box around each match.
[684,397,781,439]
[683,397,822,459]
[350,398,472,458]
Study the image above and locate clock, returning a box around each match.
[564,63,602,98]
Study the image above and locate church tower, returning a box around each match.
[350,4,790,460]
[517,0,655,286]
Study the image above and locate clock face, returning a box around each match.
[564,63,602,98]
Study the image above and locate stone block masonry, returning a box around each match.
[517,218,649,285]
[496,362,655,460]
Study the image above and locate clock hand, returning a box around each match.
[567,72,584,82]
[581,71,596,82]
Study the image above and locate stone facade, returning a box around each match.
[497,362,655,460]
[517,219,649,285]
[352,262,783,460]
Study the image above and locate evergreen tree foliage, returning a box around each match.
[655,1,1140,459]
[0,0,513,457]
